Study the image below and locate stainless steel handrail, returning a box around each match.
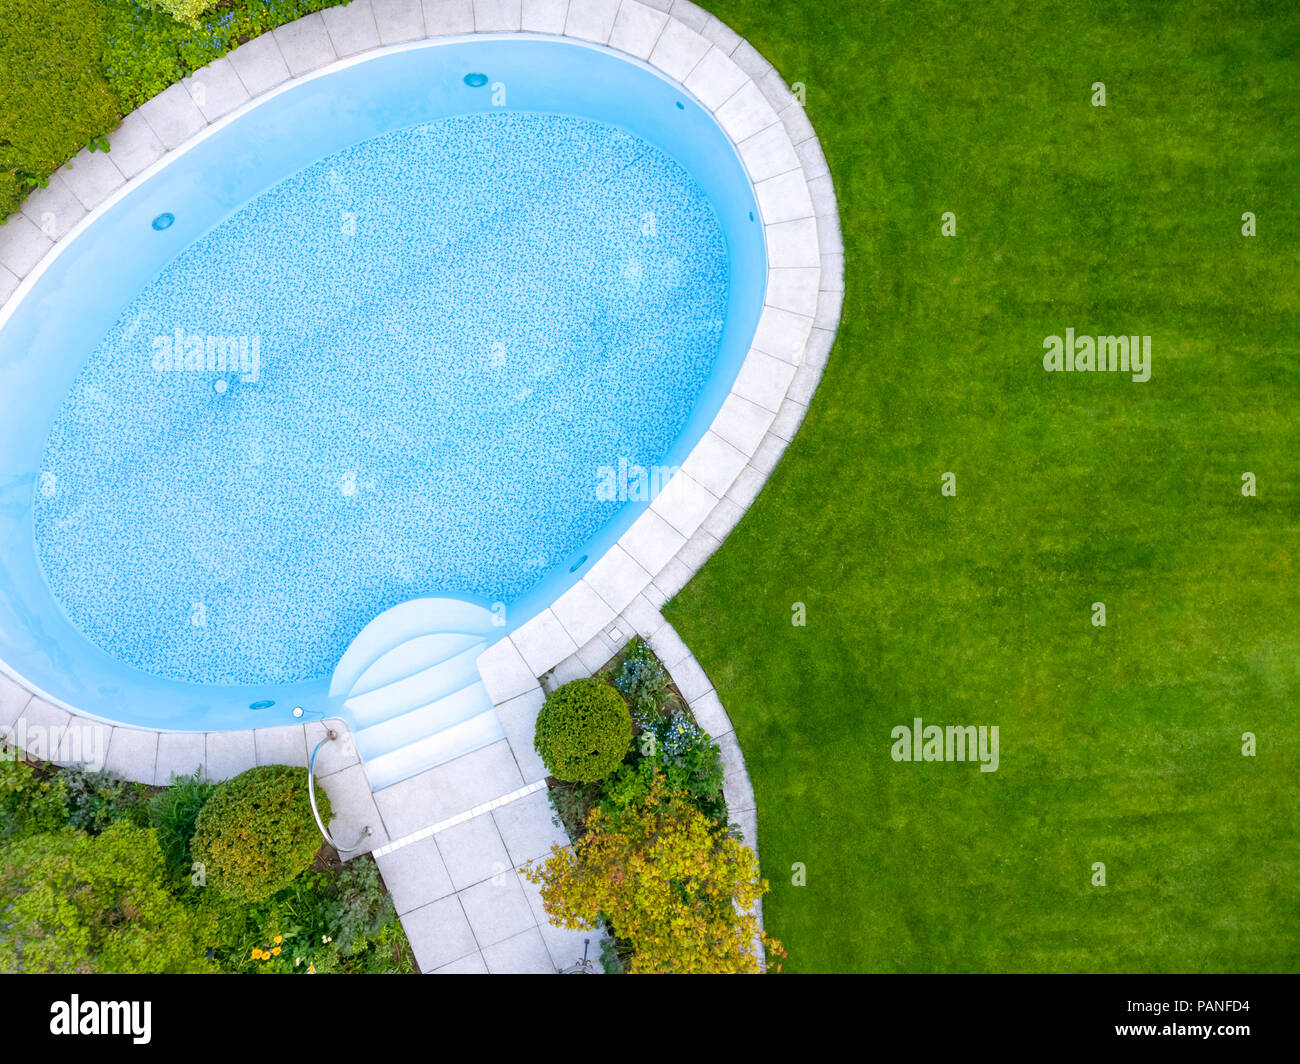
[308,729,372,852]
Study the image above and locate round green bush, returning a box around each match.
[534,677,634,782]
[191,765,329,901]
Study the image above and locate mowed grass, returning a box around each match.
[667,0,1300,972]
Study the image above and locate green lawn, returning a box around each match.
[667,0,1299,973]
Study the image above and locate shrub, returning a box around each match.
[0,758,69,842]
[148,770,214,884]
[601,720,727,826]
[534,677,633,783]
[0,0,120,219]
[0,822,215,973]
[523,773,781,974]
[137,0,221,25]
[191,765,328,901]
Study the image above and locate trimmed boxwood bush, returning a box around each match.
[191,765,329,901]
[534,677,633,783]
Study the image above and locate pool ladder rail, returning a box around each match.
[308,728,372,852]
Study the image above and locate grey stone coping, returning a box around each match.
[0,2,837,968]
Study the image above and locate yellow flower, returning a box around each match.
[272,946,282,956]
[274,935,283,944]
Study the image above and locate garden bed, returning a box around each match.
[531,638,777,974]
[0,749,415,974]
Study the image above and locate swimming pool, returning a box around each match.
[0,38,766,731]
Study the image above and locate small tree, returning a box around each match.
[523,773,782,973]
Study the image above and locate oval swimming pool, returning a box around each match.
[0,38,766,731]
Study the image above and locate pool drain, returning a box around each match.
[151,212,174,230]
[464,72,488,88]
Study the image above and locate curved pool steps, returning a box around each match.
[330,596,501,698]
[349,636,487,707]
[332,597,508,792]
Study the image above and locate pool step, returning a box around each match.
[331,597,500,699]
[331,597,507,792]
[348,642,488,726]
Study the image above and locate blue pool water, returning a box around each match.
[0,38,765,729]
[33,113,728,685]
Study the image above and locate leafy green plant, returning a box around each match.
[62,766,151,834]
[137,0,221,25]
[0,758,69,842]
[148,770,214,884]
[0,0,120,219]
[534,677,633,783]
[0,822,215,973]
[613,638,682,720]
[191,765,328,901]
[523,773,780,974]
[327,857,396,957]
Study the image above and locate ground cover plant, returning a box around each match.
[666,0,1300,973]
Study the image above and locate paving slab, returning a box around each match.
[430,949,488,973]
[305,720,361,776]
[373,740,523,837]
[138,83,207,151]
[21,176,85,241]
[322,1,382,56]
[424,0,474,34]
[516,866,603,971]
[274,13,337,75]
[53,718,113,772]
[609,0,669,59]
[549,580,616,649]
[482,926,554,973]
[154,732,206,786]
[473,0,521,31]
[183,58,251,122]
[521,0,566,32]
[227,34,291,97]
[457,872,535,947]
[375,835,456,913]
[435,814,511,889]
[205,730,257,781]
[105,111,166,179]
[11,699,71,762]
[373,0,426,42]
[0,213,52,277]
[103,727,159,783]
[493,688,549,784]
[0,673,33,731]
[57,147,126,211]
[402,895,479,972]
[492,789,567,865]
[254,724,309,768]
[564,0,618,43]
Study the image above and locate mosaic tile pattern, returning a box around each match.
[34,112,728,685]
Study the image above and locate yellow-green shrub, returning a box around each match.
[191,765,329,901]
[534,677,633,782]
